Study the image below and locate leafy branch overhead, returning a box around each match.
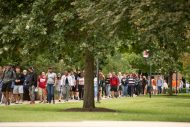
[0,0,190,75]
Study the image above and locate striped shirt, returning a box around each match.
[128,78,135,86]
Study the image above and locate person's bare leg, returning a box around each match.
[119,90,122,97]
[144,88,147,95]
[99,90,102,99]
[111,91,114,98]
[75,92,79,100]
[2,92,6,104]
[14,94,19,103]
[6,91,10,105]
[70,89,74,99]
[20,93,23,104]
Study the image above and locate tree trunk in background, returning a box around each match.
[83,49,95,109]
[168,71,173,95]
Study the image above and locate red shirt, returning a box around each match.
[110,76,119,86]
[38,76,47,89]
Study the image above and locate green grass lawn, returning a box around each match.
[0,95,190,122]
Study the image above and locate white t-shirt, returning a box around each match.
[163,82,168,89]
[71,75,76,86]
[94,77,98,86]
[186,83,190,88]
[61,75,73,86]
[78,77,84,85]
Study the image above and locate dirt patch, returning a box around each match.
[62,107,118,112]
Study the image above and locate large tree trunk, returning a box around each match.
[168,71,173,95]
[83,49,95,109]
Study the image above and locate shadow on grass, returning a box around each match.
[62,107,119,113]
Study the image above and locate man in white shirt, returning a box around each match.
[61,71,73,102]
[70,72,77,100]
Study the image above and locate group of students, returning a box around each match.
[95,72,190,98]
[0,65,39,105]
[0,65,86,105]
[0,64,189,106]
[94,72,163,99]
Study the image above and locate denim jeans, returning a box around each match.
[105,84,111,97]
[122,85,128,96]
[47,84,54,103]
[94,85,98,97]
[158,86,162,94]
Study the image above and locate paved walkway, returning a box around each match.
[0,121,189,127]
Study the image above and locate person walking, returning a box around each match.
[162,80,168,94]
[13,66,24,104]
[118,72,123,97]
[110,72,119,98]
[147,76,153,98]
[128,74,135,97]
[99,72,105,99]
[78,72,85,100]
[157,76,163,94]
[1,64,16,105]
[94,75,98,98]
[23,70,30,101]
[28,67,37,104]
[46,67,57,104]
[70,71,76,100]
[142,76,147,95]
[135,75,142,96]
[121,74,128,97]
[61,71,73,102]
[56,73,63,102]
[105,73,111,98]
[38,72,47,103]
[152,77,157,95]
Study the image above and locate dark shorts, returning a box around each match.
[2,82,12,92]
[147,85,153,93]
[70,86,77,92]
[110,86,118,92]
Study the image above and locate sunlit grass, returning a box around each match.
[0,95,190,122]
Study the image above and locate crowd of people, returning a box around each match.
[0,64,189,106]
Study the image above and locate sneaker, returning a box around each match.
[58,100,61,102]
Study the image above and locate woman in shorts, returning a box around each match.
[38,72,47,103]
